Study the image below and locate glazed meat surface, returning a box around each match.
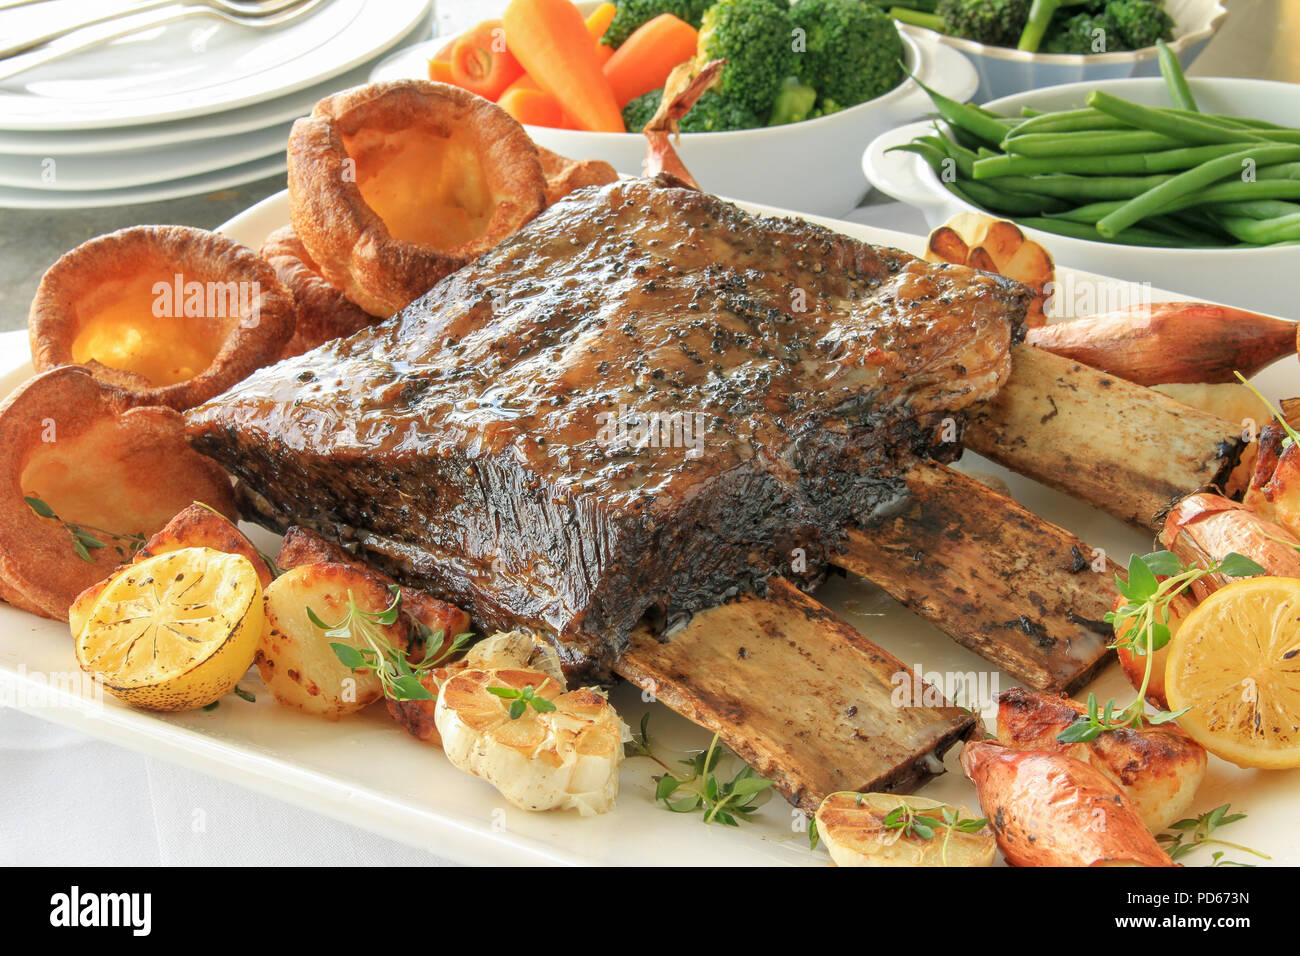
[187,178,1030,677]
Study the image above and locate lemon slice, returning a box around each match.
[814,792,996,867]
[75,547,263,712]
[1164,576,1300,769]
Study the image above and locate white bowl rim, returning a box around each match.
[895,0,1227,65]
[525,29,927,141]
[893,75,1299,258]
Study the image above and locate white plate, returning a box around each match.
[1,191,1295,866]
[0,23,425,158]
[0,119,295,190]
[0,0,430,131]
[0,153,285,209]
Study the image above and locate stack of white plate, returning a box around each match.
[0,0,431,209]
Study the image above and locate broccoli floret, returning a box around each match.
[934,0,1031,47]
[790,0,904,116]
[620,88,761,132]
[680,89,763,130]
[622,89,663,132]
[768,76,818,125]
[603,0,716,48]
[697,0,797,119]
[1105,0,1174,49]
[1043,10,1119,52]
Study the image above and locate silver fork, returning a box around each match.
[0,0,322,80]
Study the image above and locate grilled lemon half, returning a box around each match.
[1165,576,1300,769]
[74,547,263,711]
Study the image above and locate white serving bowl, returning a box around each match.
[863,76,1300,319]
[898,0,1227,101]
[370,7,977,217]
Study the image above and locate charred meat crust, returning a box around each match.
[187,177,1031,679]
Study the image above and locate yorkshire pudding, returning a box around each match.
[537,146,618,206]
[260,226,379,357]
[287,80,547,317]
[29,225,294,410]
[0,366,237,621]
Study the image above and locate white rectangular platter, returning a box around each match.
[2,191,1296,866]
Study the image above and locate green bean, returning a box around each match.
[1205,199,1300,220]
[1160,179,1300,207]
[1096,144,1300,237]
[1006,107,1134,136]
[1157,40,1197,112]
[948,180,1069,216]
[1044,201,1128,224]
[911,73,1008,145]
[1002,129,1183,157]
[885,141,948,174]
[1087,90,1269,146]
[1018,217,1231,248]
[976,172,1170,200]
[1156,110,1300,144]
[1145,214,1227,245]
[1211,212,1300,244]
[931,132,978,179]
[1258,162,1300,181]
[971,143,1242,178]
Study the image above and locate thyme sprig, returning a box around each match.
[317,585,472,702]
[1157,804,1269,866]
[25,495,145,562]
[487,680,558,719]
[1057,549,1264,743]
[627,715,774,827]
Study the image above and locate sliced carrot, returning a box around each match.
[503,0,624,133]
[602,14,697,107]
[449,19,525,101]
[499,87,568,128]
[593,42,614,67]
[427,58,455,84]
[585,2,617,42]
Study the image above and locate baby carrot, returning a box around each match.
[503,0,624,132]
[449,19,525,100]
[602,14,698,107]
[498,87,568,128]
[585,2,616,41]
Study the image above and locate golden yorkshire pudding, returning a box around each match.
[287,80,547,317]
[260,227,380,358]
[537,146,618,206]
[28,225,294,410]
[0,366,237,621]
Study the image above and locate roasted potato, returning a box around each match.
[995,687,1205,831]
[814,792,995,867]
[69,503,272,637]
[961,741,1175,867]
[0,366,236,621]
[257,562,411,719]
[277,526,470,660]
